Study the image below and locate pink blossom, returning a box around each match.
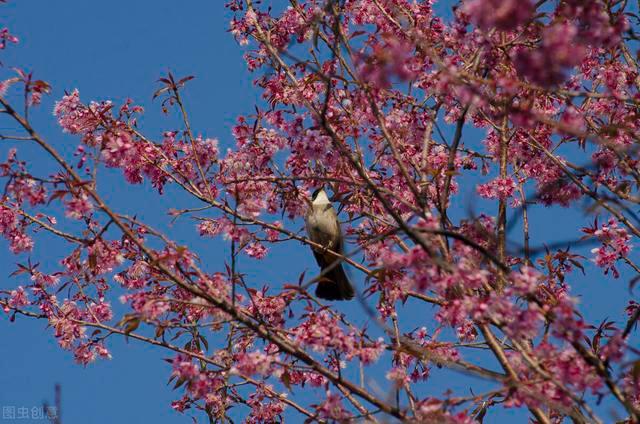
[477,177,516,200]
[436,299,467,328]
[515,23,586,87]
[246,290,288,326]
[292,311,357,357]
[509,266,542,295]
[231,350,275,376]
[134,296,169,319]
[170,396,190,413]
[31,272,60,287]
[197,219,224,237]
[53,90,103,134]
[244,241,268,259]
[356,36,417,87]
[386,366,410,386]
[0,78,17,97]
[246,386,285,423]
[172,355,200,380]
[88,301,113,322]
[6,286,29,311]
[113,273,146,290]
[599,333,626,363]
[0,27,18,49]
[127,260,149,279]
[84,240,125,275]
[65,194,93,220]
[316,391,351,421]
[297,130,331,161]
[358,338,385,365]
[414,398,475,423]
[74,343,97,365]
[463,0,533,31]
[101,131,136,167]
[584,218,632,278]
[265,222,281,241]
[455,320,477,342]
[0,206,17,235]
[9,231,33,254]
[94,343,112,360]
[50,301,85,350]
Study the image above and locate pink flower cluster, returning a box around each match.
[47,299,113,365]
[463,0,533,31]
[0,205,33,254]
[246,385,285,423]
[231,350,276,376]
[292,310,385,364]
[53,89,104,135]
[64,194,93,220]
[171,354,228,414]
[514,23,586,87]
[477,177,517,200]
[415,398,475,423]
[3,286,28,313]
[583,218,632,278]
[508,341,602,407]
[74,342,112,366]
[316,391,352,421]
[245,289,288,326]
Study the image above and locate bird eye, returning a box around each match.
[311,188,321,199]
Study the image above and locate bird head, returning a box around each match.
[311,187,330,205]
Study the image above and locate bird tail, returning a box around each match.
[315,262,354,301]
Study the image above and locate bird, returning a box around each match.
[304,187,355,301]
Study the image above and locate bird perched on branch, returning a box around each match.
[305,187,354,301]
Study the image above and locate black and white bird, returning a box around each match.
[305,187,354,301]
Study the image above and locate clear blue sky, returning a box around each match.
[0,1,636,423]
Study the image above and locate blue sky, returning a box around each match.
[0,1,637,423]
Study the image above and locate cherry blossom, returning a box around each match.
[463,0,533,31]
[2,0,640,422]
[0,27,18,49]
